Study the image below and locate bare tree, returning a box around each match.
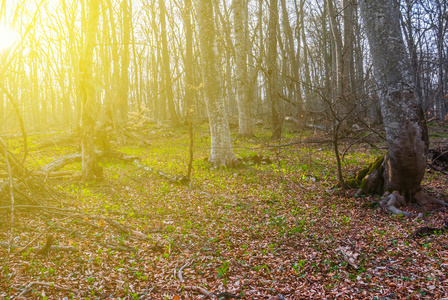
[359,0,446,212]
[267,0,282,141]
[233,0,253,137]
[160,0,179,126]
[79,0,102,180]
[197,0,238,166]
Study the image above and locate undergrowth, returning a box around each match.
[0,124,447,299]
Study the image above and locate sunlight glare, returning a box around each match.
[0,24,18,50]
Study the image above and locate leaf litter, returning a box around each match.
[0,129,448,299]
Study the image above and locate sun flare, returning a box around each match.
[0,24,18,50]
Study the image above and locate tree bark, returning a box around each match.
[183,0,194,119]
[119,0,130,122]
[160,0,179,126]
[233,0,253,137]
[79,0,102,180]
[359,0,427,195]
[268,0,282,141]
[280,0,302,117]
[197,0,237,167]
[327,0,343,98]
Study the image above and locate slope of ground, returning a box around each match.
[1,123,447,299]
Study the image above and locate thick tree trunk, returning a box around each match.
[197,0,237,167]
[360,0,433,204]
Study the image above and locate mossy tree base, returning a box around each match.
[350,154,448,216]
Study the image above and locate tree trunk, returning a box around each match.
[183,0,194,120]
[119,0,130,122]
[300,0,312,110]
[197,0,237,167]
[280,0,302,118]
[268,0,282,141]
[79,0,102,180]
[233,0,253,137]
[359,0,427,196]
[327,0,343,98]
[160,0,179,126]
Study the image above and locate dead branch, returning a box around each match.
[40,153,82,173]
[177,260,192,283]
[0,242,78,254]
[100,242,136,252]
[427,162,448,175]
[0,83,28,164]
[40,151,139,173]
[183,286,217,298]
[0,171,73,178]
[0,137,16,253]
[15,281,74,298]
[14,223,55,256]
[267,295,285,300]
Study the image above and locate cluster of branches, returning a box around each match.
[0,0,445,134]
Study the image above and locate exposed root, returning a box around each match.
[414,190,448,206]
[380,191,415,217]
[380,190,448,217]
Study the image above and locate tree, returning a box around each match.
[119,0,130,122]
[233,0,253,137]
[79,0,102,180]
[267,0,282,141]
[197,0,238,167]
[160,0,179,126]
[359,0,446,213]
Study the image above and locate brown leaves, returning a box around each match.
[2,133,448,299]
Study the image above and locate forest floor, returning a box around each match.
[1,121,448,299]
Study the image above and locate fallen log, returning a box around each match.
[40,151,139,173]
[0,171,73,178]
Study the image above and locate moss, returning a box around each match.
[354,155,384,184]
[358,155,385,192]
[370,155,385,172]
[359,177,368,190]
[346,178,360,188]
[355,167,370,181]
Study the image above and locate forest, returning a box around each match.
[1,0,448,298]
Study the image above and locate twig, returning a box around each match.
[13,217,68,256]
[177,259,191,283]
[0,84,28,164]
[427,162,448,175]
[341,132,375,161]
[0,137,15,254]
[0,171,73,178]
[15,281,72,298]
[183,286,217,298]
[0,242,78,254]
